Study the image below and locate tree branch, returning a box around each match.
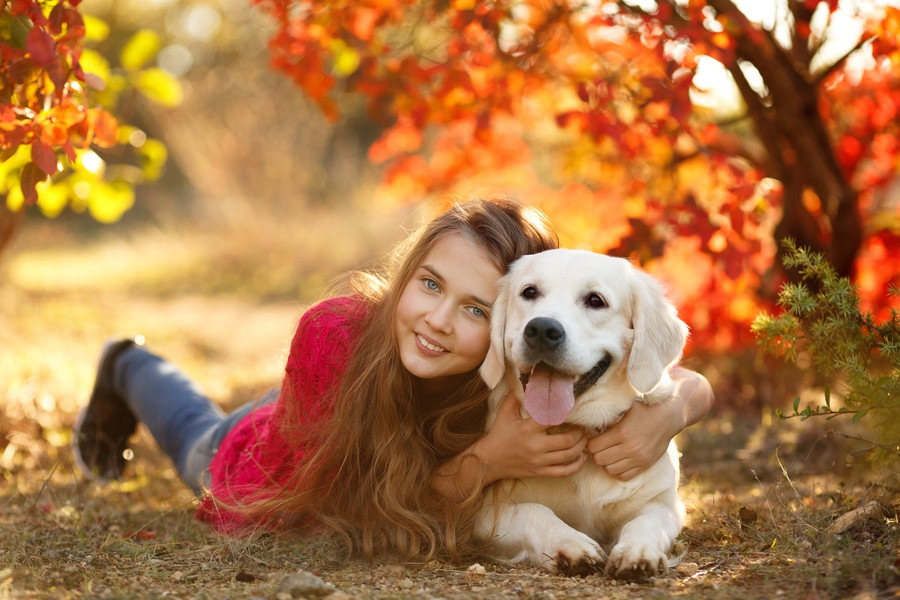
[813,34,875,85]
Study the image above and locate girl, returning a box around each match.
[74,197,713,561]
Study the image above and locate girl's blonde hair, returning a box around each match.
[251,197,557,560]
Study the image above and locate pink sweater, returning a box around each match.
[195,295,368,532]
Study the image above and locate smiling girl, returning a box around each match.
[73,197,712,561]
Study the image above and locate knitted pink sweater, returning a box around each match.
[195,295,368,532]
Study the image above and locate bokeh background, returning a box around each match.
[0,1,898,597]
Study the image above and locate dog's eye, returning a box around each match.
[521,285,538,300]
[585,293,607,309]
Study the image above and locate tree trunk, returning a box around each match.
[710,0,863,278]
[0,202,25,261]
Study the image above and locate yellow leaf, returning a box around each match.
[138,138,168,181]
[5,185,24,212]
[329,40,361,77]
[131,68,184,107]
[0,147,31,193]
[120,29,162,70]
[83,15,110,43]
[88,181,135,223]
[36,181,69,218]
[79,49,110,85]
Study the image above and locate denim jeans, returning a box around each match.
[113,345,277,494]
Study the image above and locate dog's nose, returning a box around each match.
[524,317,565,350]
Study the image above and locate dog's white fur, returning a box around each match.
[475,249,689,578]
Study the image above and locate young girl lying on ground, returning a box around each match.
[74,197,713,561]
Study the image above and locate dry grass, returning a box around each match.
[0,213,898,599]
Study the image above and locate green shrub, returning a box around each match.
[752,239,900,466]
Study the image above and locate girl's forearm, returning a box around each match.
[431,444,493,502]
[671,366,714,431]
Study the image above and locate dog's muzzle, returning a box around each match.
[524,317,565,352]
[573,353,612,398]
[519,353,613,399]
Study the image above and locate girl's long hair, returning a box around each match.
[246,197,557,560]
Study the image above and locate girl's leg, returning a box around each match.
[75,338,275,495]
[113,343,228,492]
[179,389,278,493]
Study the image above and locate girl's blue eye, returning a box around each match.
[469,306,487,319]
[423,278,440,292]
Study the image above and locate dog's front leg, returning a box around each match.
[475,501,606,576]
[605,495,684,580]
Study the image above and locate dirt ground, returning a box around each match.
[1,219,898,599]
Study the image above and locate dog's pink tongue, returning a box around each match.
[523,364,576,426]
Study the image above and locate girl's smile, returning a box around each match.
[394,233,503,390]
[416,333,447,355]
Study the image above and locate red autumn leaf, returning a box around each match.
[31,139,59,175]
[48,2,66,35]
[837,135,863,171]
[61,140,76,163]
[19,162,46,205]
[350,7,380,42]
[26,26,56,66]
[10,0,35,18]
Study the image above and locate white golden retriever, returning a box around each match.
[475,249,688,579]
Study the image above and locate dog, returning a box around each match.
[475,249,689,579]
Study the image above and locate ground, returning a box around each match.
[0,216,897,599]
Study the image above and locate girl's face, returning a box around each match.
[394,233,503,392]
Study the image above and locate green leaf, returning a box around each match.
[131,68,183,107]
[120,29,162,70]
[9,14,32,49]
[793,396,801,413]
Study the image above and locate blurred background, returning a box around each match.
[2,0,898,455]
[1,4,898,596]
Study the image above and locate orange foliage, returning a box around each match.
[254,0,900,353]
[1,0,120,203]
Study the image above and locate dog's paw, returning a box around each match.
[554,550,604,577]
[542,534,607,576]
[605,544,667,581]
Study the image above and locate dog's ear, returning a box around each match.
[627,267,689,395]
[479,274,510,390]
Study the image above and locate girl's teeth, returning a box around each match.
[418,335,445,352]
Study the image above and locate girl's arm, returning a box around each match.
[431,393,587,501]
[586,366,714,481]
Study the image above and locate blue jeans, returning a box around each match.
[113,345,277,494]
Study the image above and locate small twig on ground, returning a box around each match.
[28,459,61,511]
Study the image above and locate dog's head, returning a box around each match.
[480,249,688,426]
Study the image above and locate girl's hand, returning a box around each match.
[431,392,587,501]
[475,392,587,484]
[586,400,680,481]
[587,366,713,481]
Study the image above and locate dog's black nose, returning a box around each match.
[524,317,565,350]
